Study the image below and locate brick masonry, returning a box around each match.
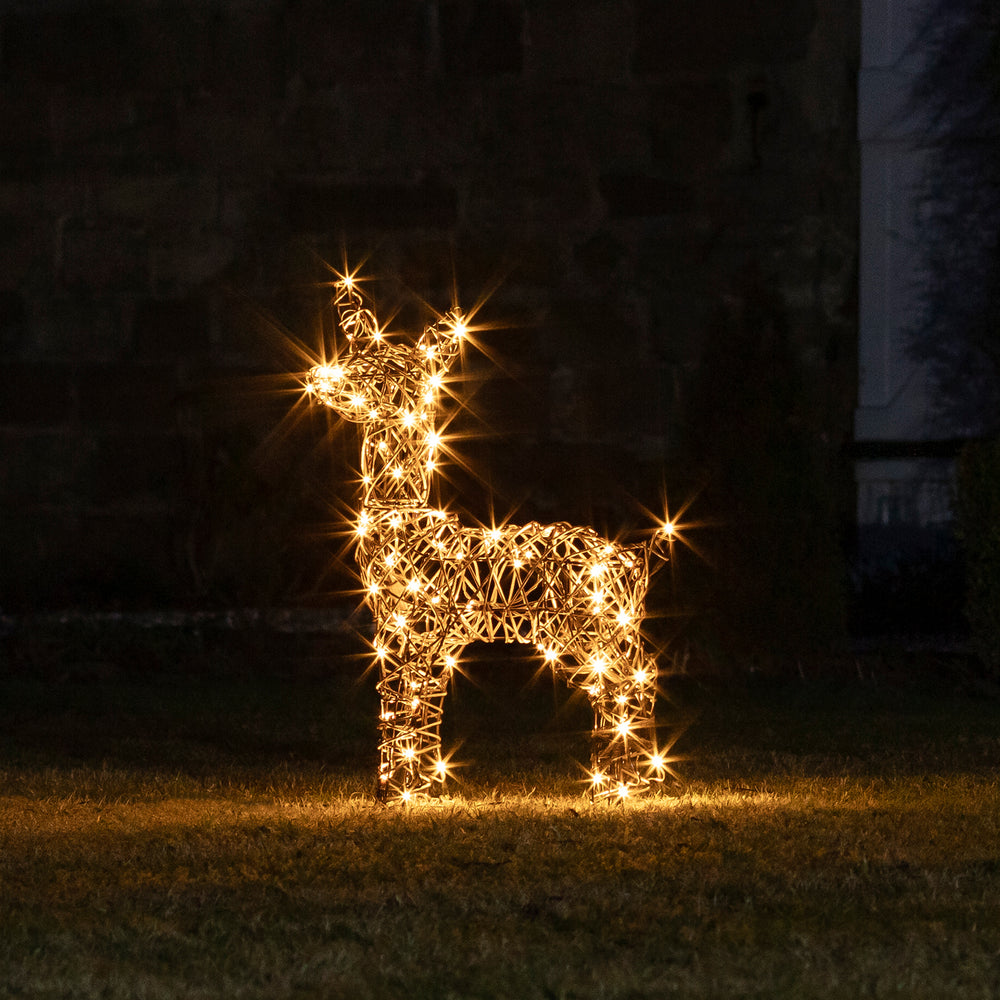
[0,0,859,611]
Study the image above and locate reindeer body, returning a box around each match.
[306,276,664,801]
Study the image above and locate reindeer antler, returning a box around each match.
[335,275,381,351]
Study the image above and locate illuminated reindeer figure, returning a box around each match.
[305,273,669,802]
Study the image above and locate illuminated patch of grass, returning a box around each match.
[2,778,999,998]
[1,667,999,998]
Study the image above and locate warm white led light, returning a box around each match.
[303,270,665,802]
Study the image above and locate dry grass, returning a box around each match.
[1,661,999,998]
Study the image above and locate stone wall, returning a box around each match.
[0,0,859,613]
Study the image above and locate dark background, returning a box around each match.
[0,0,859,665]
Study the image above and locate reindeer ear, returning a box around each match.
[418,310,466,366]
[446,310,468,337]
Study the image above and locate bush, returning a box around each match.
[955,437,1000,674]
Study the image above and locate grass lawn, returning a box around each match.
[1,642,999,998]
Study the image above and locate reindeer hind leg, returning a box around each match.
[587,646,660,800]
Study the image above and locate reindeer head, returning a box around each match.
[305,276,466,509]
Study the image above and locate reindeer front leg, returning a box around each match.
[375,632,458,802]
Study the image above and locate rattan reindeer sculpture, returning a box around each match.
[305,273,670,802]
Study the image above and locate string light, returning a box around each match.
[304,271,667,803]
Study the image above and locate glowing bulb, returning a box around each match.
[661,521,675,538]
[435,759,449,776]
[427,431,441,448]
[314,364,343,383]
[407,578,421,592]
[592,771,605,785]
[351,394,365,408]
[402,746,416,760]
[617,783,630,799]
[650,754,665,770]
[616,719,631,737]
[633,669,647,684]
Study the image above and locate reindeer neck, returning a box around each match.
[360,421,434,509]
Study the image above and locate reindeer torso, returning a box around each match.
[358,506,650,653]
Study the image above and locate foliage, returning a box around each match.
[909,0,1000,434]
[955,437,1000,674]
[849,546,964,637]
